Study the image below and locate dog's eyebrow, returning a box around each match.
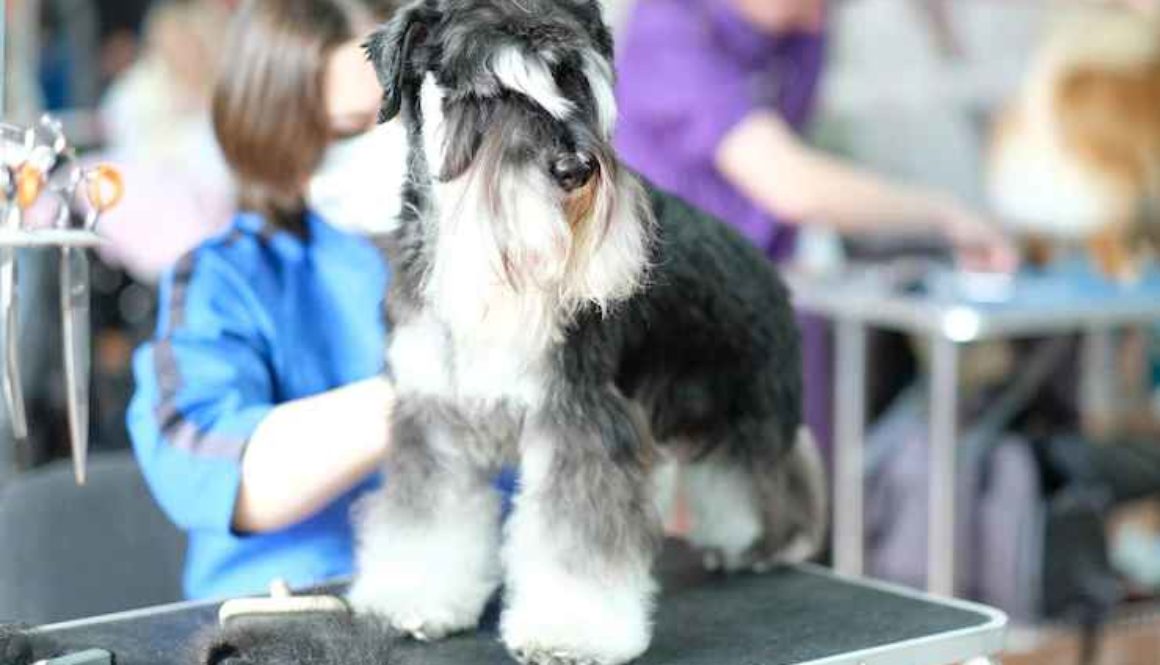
[581,53,617,137]
[489,46,574,120]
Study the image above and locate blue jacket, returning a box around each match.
[128,212,390,599]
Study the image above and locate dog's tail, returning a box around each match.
[770,426,829,565]
[195,615,399,665]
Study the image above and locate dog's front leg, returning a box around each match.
[502,389,662,665]
[348,400,502,640]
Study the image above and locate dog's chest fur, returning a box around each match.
[384,172,647,414]
[387,307,555,410]
[384,188,576,411]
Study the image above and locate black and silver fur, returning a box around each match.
[195,616,400,665]
[0,624,34,665]
[347,1,828,664]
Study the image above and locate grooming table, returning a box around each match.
[33,545,1006,665]
[787,259,1160,597]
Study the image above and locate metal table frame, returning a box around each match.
[788,267,1160,597]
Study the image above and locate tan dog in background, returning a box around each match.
[988,4,1160,280]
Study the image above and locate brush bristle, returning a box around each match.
[194,615,400,665]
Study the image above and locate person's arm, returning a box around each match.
[716,111,1016,270]
[128,250,391,537]
[233,377,393,533]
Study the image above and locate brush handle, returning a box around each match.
[218,595,351,627]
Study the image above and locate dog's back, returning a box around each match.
[557,181,823,573]
[608,183,802,458]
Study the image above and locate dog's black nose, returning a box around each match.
[550,153,595,192]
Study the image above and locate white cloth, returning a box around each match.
[308,122,409,236]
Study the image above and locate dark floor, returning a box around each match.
[1002,613,1160,665]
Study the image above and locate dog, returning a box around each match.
[335,1,827,664]
[987,4,1160,280]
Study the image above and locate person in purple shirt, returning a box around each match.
[616,0,1014,266]
[615,0,1015,460]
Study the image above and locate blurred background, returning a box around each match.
[2,1,1160,664]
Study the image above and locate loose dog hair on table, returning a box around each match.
[1,623,35,665]
[198,616,398,665]
[208,0,826,663]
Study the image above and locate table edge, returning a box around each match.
[788,279,1160,341]
[794,564,1007,665]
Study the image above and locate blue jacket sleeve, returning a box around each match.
[128,249,276,534]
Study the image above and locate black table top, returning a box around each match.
[33,547,1004,665]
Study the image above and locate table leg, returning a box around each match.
[834,319,867,577]
[929,336,959,597]
[1081,327,1117,432]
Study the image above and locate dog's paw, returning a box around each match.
[387,611,472,642]
[500,571,654,665]
[698,545,749,573]
[348,495,502,642]
[699,531,821,574]
[511,646,604,665]
[762,532,821,567]
[349,600,477,642]
[504,632,645,665]
[347,578,486,641]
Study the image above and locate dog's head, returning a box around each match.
[366,0,650,310]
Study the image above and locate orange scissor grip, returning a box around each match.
[85,164,124,213]
[16,164,43,209]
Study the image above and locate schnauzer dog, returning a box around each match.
[346,0,827,663]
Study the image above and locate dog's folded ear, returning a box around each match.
[365,0,441,124]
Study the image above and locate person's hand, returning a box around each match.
[234,376,395,533]
[937,199,1019,273]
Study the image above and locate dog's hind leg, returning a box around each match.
[681,444,764,572]
[651,447,681,531]
[753,427,828,568]
[501,389,663,665]
[348,400,502,641]
[683,426,828,573]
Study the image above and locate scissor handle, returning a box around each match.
[16,164,44,209]
[84,164,124,213]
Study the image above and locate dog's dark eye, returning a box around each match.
[551,62,597,119]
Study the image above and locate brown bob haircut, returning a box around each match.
[212,0,397,229]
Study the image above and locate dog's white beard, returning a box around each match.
[563,168,653,314]
[425,167,650,352]
[419,75,650,354]
[427,166,570,348]
[426,164,651,332]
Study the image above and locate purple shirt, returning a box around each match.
[615,0,825,259]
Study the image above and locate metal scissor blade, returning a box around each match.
[0,244,27,441]
[61,247,90,485]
